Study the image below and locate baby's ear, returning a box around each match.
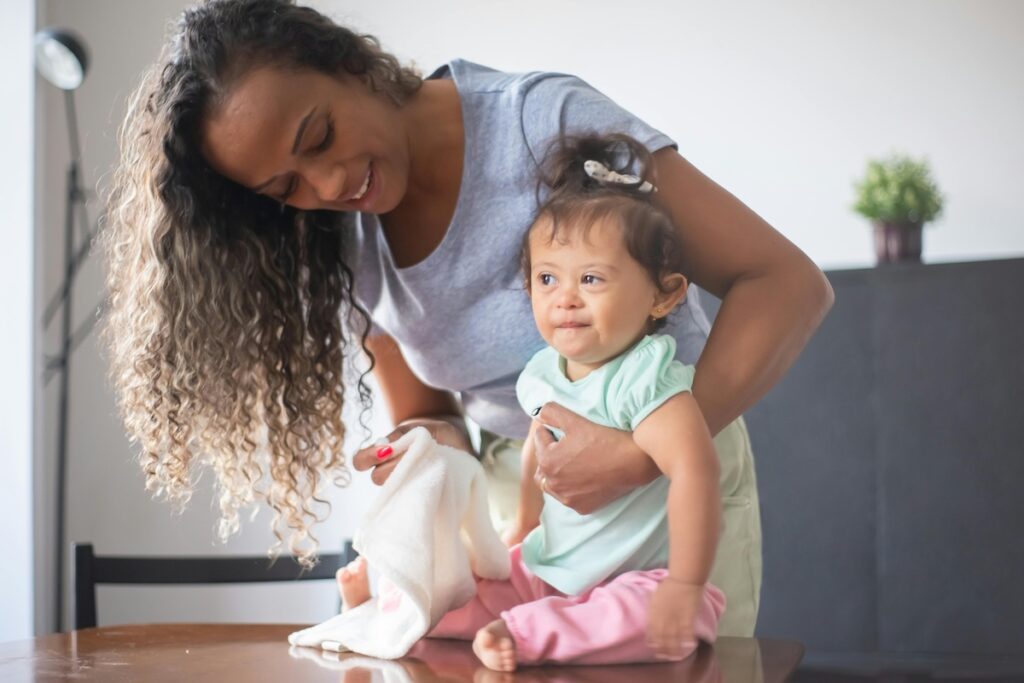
[663,272,688,297]
[653,273,688,314]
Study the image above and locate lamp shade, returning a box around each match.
[35,28,88,90]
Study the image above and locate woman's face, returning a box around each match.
[200,65,409,214]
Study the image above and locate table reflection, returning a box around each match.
[290,636,732,683]
[1,624,793,683]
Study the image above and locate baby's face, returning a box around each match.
[528,216,661,377]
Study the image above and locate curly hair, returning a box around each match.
[101,0,421,565]
[521,133,687,332]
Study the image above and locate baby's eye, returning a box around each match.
[581,273,601,285]
[538,273,556,286]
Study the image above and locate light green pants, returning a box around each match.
[478,416,762,637]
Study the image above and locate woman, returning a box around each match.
[103,0,833,637]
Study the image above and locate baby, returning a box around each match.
[339,133,725,671]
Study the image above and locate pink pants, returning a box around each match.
[427,545,726,666]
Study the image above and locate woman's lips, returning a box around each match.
[350,168,372,200]
[343,163,377,210]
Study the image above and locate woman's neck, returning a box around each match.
[381,79,463,242]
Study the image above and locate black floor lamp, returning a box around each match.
[35,27,99,632]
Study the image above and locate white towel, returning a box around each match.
[288,427,510,659]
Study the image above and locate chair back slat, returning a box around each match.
[72,540,357,629]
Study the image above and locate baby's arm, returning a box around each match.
[504,420,544,546]
[632,392,721,658]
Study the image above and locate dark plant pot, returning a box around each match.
[873,221,923,264]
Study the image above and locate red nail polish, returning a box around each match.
[376,445,393,460]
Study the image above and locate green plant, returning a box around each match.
[853,154,944,225]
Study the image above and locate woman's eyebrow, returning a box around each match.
[251,106,317,192]
[290,106,317,154]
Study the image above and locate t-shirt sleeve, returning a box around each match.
[515,347,554,417]
[608,336,695,431]
[520,72,677,170]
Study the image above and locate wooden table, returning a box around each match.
[0,624,803,682]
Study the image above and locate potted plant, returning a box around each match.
[853,154,944,264]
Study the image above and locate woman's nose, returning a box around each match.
[303,160,347,203]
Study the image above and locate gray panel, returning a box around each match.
[749,278,878,650]
[700,259,1024,661]
[872,260,1024,654]
[700,281,879,650]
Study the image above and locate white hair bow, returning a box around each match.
[583,159,656,194]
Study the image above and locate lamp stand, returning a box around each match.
[49,88,91,632]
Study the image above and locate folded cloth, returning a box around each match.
[288,427,510,659]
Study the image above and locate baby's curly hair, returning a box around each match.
[101,0,419,565]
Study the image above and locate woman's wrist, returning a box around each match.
[398,413,473,453]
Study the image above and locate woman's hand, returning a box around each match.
[351,415,473,486]
[647,579,703,660]
[532,402,660,515]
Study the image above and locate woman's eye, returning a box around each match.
[274,175,299,201]
[277,176,297,202]
[313,119,334,153]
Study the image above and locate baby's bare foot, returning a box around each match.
[472,619,517,672]
[336,557,371,610]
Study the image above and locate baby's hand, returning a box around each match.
[646,578,703,660]
[501,521,537,548]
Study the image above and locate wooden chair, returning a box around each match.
[72,540,357,629]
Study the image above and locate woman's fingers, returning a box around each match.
[350,417,471,487]
[532,418,557,453]
[352,427,406,472]
[369,456,400,486]
[534,401,578,430]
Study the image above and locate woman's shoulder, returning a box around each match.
[434,59,674,162]
[436,58,578,94]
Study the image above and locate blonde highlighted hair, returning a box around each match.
[101,0,419,564]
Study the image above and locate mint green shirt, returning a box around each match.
[514,334,695,595]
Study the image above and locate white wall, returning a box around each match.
[321,0,1024,267]
[34,0,1024,632]
[1,0,36,644]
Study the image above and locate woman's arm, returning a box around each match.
[651,147,834,435]
[535,150,833,512]
[351,334,473,484]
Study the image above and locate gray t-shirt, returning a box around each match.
[345,59,713,439]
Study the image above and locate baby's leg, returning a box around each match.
[335,557,371,610]
[429,545,551,672]
[501,570,726,666]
